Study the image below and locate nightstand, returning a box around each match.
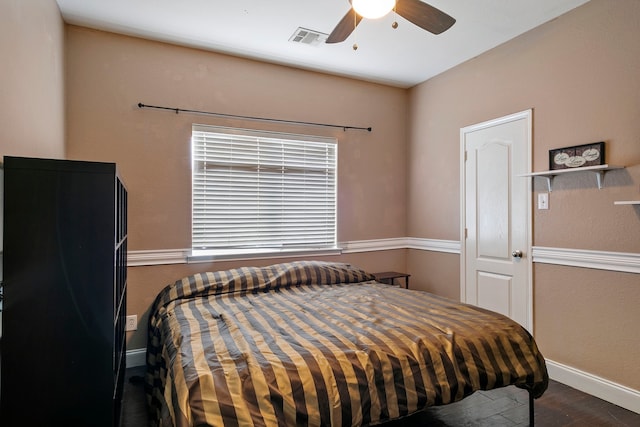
[373,271,410,289]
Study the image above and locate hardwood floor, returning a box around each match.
[122,366,640,426]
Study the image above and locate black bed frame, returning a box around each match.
[529,390,535,426]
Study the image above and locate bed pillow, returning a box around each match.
[151,260,376,310]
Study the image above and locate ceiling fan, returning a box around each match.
[326,0,456,44]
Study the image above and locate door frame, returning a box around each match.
[459,109,533,332]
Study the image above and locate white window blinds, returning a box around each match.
[192,125,337,253]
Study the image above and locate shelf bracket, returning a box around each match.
[543,175,554,192]
[594,170,605,190]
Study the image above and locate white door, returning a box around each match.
[460,110,532,331]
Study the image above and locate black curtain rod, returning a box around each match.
[137,103,372,132]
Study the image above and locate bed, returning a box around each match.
[145,260,548,426]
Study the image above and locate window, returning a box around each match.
[191,125,338,258]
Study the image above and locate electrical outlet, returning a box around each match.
[125,315,138,331]
[538,192,549,210]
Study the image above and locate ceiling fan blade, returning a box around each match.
[326,8,363,43]
[395,0,456,35]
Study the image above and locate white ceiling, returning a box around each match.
[55,0,591,88]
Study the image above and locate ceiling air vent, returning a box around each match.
[289,27,328,46]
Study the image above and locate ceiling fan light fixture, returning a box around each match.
[352,0,396,19]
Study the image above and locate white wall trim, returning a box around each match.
[128,248,190,266]
[533,246,640,274]
[340,237,461,254]
[127,238,460,265]
[546,359,640,414]
[339,238,408,253]
[126,348,147,368]
[405,237,461,254]
[127,242,640,274]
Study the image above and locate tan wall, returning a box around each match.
[0,0,65,158]
[65,26,408,249]
[408,0,640,390]
[534,264,639,389]
[64,27,409,350]
[406,251,459,299]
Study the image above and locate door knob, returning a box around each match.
[512,250,523,258]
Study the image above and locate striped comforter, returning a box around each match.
[145,261,548,427]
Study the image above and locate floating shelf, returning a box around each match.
[518,164,625,191]
[614,200,640,205]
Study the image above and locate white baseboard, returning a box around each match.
[546,359,640,414]
[126,348,146,368]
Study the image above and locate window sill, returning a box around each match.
[188,247,343,263]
